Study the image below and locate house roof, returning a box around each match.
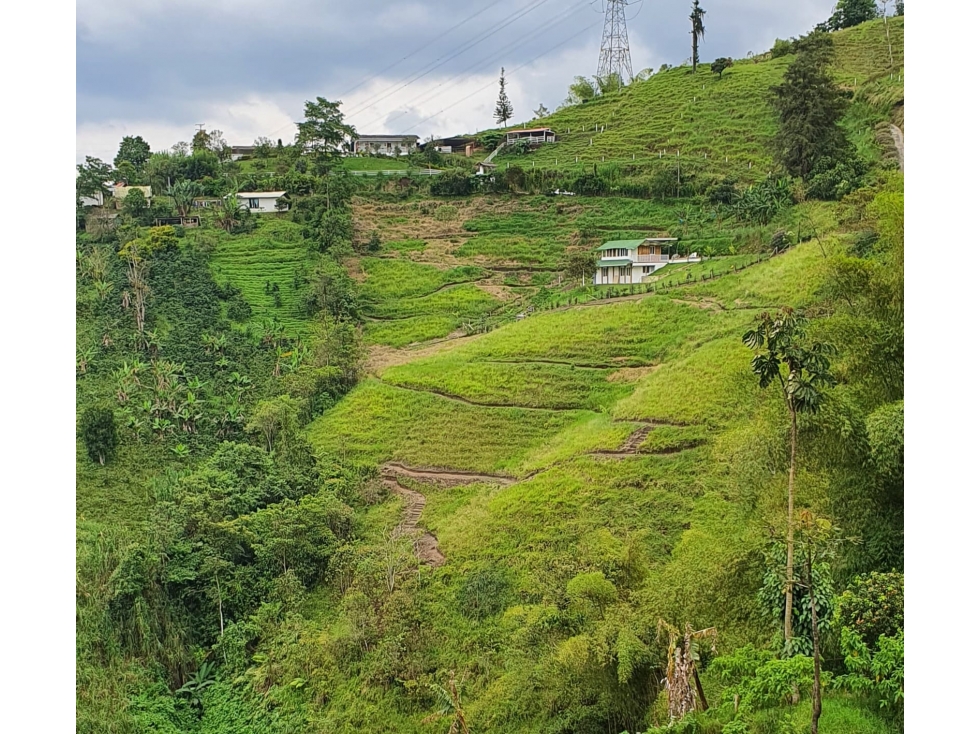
[507,127,554,134]
[597,239,645,251]
[643,237,678,243]
[595,259,634,267]
[235,191,287,198]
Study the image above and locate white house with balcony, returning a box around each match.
[594,238,700,285]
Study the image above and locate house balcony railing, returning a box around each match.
[634,254,672,263]
[506,135,555,145]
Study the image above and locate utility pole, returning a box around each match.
[597,0,636,83]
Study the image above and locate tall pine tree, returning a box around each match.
[494,68,514,126]
[690,1,707,72]
[770,32,850,179]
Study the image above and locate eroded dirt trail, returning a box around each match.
[381,462,516,566]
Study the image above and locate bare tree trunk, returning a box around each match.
[784,406,797,646]
[693,667,709,711]
[809,554,822,734]
[215,572,224,636]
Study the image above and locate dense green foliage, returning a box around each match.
[77,16,903,734]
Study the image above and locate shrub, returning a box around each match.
[430,169,473,196]
[457,567,511,620]
[434,204,458,221]
[805,156,867,201]
[227,294,252,323]
[771,38,793,58]
[79,407,118,465]
[834,571,903,648]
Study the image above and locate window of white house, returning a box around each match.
[248,198,260,209]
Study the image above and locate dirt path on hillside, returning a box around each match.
[381,462,516,566]
[890,124,904,172]
[588,420,704,458]
[381,380,598,412]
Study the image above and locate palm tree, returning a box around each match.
[690,1,707,72]
[167,179,200,217]
[423,673,470,734]
[743,309,835,649]
[216,189,244,233]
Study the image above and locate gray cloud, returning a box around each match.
[77,0,838,160]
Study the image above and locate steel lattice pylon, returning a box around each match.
[597,0,634,83]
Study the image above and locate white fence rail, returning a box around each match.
[348,168,443,176]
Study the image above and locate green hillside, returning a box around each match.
[494,16,903,180]
[76,14,904,734]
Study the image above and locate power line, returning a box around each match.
[265,0,551,140]
[358,0,594,131]
[335,0,511,101]
[344,0,555,120]
[402,21,599,134]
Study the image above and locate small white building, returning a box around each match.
[593,238,700,285]
[351,135,420,156]
[229,145,256,161]
[234,191,288,213]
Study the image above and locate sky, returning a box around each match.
[76,0,839,163]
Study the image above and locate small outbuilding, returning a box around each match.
[234,191,288,213]
[505,127,556,146]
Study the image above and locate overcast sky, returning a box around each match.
[76,0,839,163]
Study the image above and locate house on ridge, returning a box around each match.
[594,238,700,285]
[351,134,420,156]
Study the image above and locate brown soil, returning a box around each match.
[381,462,516,566]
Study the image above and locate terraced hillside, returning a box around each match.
[494,17,903,178]
[204,218,314,335]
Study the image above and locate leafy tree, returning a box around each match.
[771,38,794,58]
[564,251,597,286]
[76,156,114,203]
[818,0,880,31]
[743,309,835,648]
[690,0,707,72]
[296,97,356,162]
[770,32,850,180]
[594,72,624,94]
[895,0,903,15]
[115,135,152,171]
[533,103,549,119]
[254,136,273,158]
[833,572,904,725]
[122,188,149,221]
[494,67,514,126]
[246,395,302,452]
[192,128,211,153]
[565,76,598,105]
[710,57,733,79]
[80,407,118,465]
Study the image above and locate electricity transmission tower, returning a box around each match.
[597,0,634,83]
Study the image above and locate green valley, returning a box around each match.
[76,9,904,734]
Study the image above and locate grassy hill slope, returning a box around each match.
[494,17,903,178]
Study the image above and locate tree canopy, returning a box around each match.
[770,32,851,179]
[296,97,356,161]
[115,135,152,171]
[494,68,514,126]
